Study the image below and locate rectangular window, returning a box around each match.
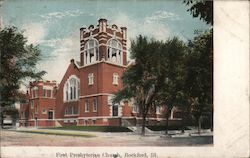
[31,100,34,109]
[42,109,47,114]
[35,105,38,114]
[112,73,119,85]
[22,112,25,118]
[73,106,78,115]
[92,120,96,125]
[156,106,162,114]
[84,120,88,125]
[47,90,52,98]
[93,98,97,112]
[31,112,34,119]
[25,112,28,118]
[32,90,35,98]
[43,89,46,97]
[133,104,139,113]
[85,100,89,112]
[88,73,94,85]
[69,106,73,114]
[48,111,53,119]
[112,105,118,116]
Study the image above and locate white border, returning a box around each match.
[1,1,250,158]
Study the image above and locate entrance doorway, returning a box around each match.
[48,110,54,119]
[112,105,118,116]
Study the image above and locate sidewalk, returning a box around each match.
[12,126,213,138]
[1,127,213,146]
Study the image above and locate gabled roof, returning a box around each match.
[70,59,80,69]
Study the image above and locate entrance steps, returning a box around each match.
[122,118,154,134]
[127,126,154,134]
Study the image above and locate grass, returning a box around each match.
[16,129,96,138]
[146,126,190,131]
[53,126,132,132]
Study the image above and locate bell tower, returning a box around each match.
[78,19,128,122]
[79,19,127,66]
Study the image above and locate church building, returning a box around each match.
[19,19,180,127]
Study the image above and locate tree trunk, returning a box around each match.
[211,108,213,132]
[141,114,146,136]
[181,112,185,133]
[198,116,201,134]
[0,113,4,129]
[165,111,169,135]
[0,115,3,129]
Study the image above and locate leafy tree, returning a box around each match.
[183,0,213,25]
[114,36,189,135]
[184,29,213,133]
[113,36,164,135]
[154,37,188,134]
[0,27,46,127]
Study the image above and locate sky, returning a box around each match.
[0,0,210,85]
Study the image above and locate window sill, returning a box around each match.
[64,99,80,103]
[64,114,79,116]
[41,97,55,99]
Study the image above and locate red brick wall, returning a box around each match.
[108,118,121,126]
[99,95,110,116]
[101,63,125,93]
[79,63,125,95]
[80,64,99,95]
[37,120,55,127]
[122,102,133,117]
[37,98,56,119]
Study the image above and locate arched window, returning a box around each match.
[64,76,80,102]
[84,39,99,65]
[107,39,123,65]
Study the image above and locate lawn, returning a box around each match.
[16,129,96,137]
[146,125,190,131]
[53,126,132,132]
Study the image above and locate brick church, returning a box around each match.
[19,19,181,127]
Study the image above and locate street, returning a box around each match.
[0,129,213,146]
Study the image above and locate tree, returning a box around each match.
[154,37,188,135]
[113,36,164,135]
[0,27,46,127]
[183,0,213,25]
[184,29,213,134]
[183,0,213,133]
